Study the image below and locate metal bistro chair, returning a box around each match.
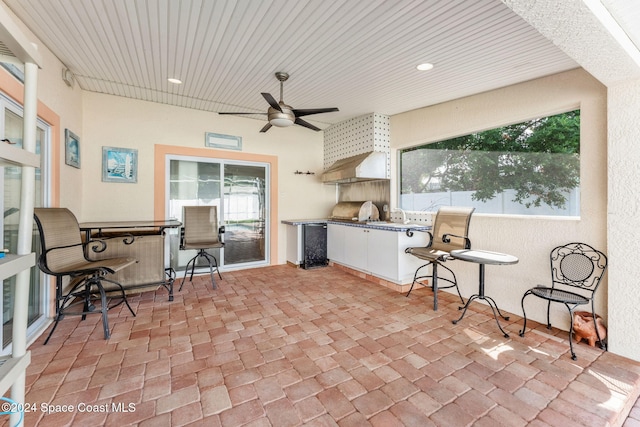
[519,242,608,360]
[179,206,225,291]
[34,208,137,343]
[405,206,475,310]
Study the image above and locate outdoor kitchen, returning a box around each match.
[282,113,434,291]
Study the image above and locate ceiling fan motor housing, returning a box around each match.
[268,103,295,127]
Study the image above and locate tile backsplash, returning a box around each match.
[389,210,433,226]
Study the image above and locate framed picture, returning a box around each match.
[205,132,242,151]
[64,129,81,168]
[102,146,138,183]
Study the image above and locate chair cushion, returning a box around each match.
[531,286,589,305]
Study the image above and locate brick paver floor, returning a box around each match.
[7,265,640,426]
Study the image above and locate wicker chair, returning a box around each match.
[405,206,475,310]
[519,242,608,360]
[179,206,224,291]
[34,208,137,343]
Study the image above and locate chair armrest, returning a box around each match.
[442,233,471,249]
[404,230,433,253]
[426,230,434,247]
[42,240,96,258]
[38,239,118,276]
[38,242,87,275]
[179,228,185,250]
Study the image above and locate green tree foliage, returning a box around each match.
[401,110,580,209]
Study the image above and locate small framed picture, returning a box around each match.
[102,146,138,183]
[64,129,80,168]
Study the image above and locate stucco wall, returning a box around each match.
[81,92,336,265]
[390,69,608,333]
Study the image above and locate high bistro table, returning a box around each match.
[450,249,519,337]
[79,219,181,301]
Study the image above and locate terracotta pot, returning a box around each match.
[573,311,607,347]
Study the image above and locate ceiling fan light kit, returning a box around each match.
[219,72,338,132]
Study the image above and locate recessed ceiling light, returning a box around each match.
[416,63,434,71]
[168,78,183,84]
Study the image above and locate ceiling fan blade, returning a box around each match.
[292,107,339,117]
[259,123,272,133]
[261,93,282,112]
[218,112,267,115]
[294,118,321,131]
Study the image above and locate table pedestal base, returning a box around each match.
[451,262,512,338]
[453,294,510,338]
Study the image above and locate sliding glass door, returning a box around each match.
[222,163,267,265]
[167,156,269,272]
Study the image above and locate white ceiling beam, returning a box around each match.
[0,2,41,66]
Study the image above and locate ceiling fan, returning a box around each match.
[218,72,339,133]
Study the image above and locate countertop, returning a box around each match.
[281,219,328,226]
[281,219,430,232]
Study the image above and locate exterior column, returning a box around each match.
[606,80,640,361]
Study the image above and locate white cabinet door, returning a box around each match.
[367,229,399,281]
[327,224,344,262]
[327,224,430,284]
[342,226,368,271]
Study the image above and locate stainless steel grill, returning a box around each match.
[328,201,380,223]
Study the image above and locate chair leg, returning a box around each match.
[406,261,462,312]
[432,263,439,311]
[93,279,111,340]
[519,290,532,337]
[43,274,133,344]
[179,253,199,291]
[44,276,91,345]
[439,263,464,305]
[565,304,578,360]
[406,262,431,297]
[180,250,222,291]
[200,251,221,290]
[43,306,66,345]
[164,268,176,301]
[100,277,136,316]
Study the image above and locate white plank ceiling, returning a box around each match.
[1,0,589,129]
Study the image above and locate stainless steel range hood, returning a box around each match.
[321,151,387,183]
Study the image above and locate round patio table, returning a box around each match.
[450,249,518,338]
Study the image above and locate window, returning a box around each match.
[1,92,51,352]
[400,110,580,216]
